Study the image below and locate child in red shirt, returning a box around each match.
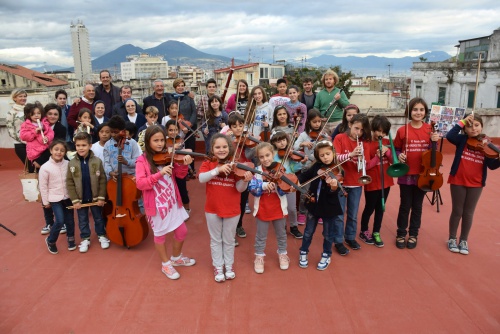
[248,142,289,274]
[393,98,440,249]
[333,114,371,255]
[445,114,500,255]
[199,133,252,282]
[359,115,394,248]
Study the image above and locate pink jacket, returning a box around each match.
[135,154,185,217]
[38,157,70,205]
[19,118,54,161]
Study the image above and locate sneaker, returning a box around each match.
[236,226,247,238]
[317,253,331,271]
[41,224,51,235]
[345,239,361,250]
[290,226,303,239]
[225,266,236,280]
[279,253,290,270]
[245,204,251,214]
[335,243,350,256]
[235,239,239,247]
[299,250,308,268]
[318,219,323,224]
[254,255,264,274]
[171,254,196,266]
[162,262,180,280]
[59,225,67,234]
[448,238,459,253]
[79,239,90,253]
[68,239,77,251]
[45,237,58,255]
[214,266,225,282]
[372,232,384,248]
[359,231,374,245]
[458,240,469,255]
[297,214,306,225]
[98,236,110,249]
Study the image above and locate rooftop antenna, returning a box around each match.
[273,45,275,64]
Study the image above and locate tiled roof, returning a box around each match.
[214,63,260,73]
[0,63,68,87]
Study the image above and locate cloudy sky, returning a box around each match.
[1,0,499,68]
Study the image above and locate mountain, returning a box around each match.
[91,40,243,70]
[307,51,452,75]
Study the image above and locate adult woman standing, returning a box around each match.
[225,79,249,115]
[171,78,197,176]
[6,89,28,165]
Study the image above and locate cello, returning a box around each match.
[106,131,149,248]
[417,121,443,192]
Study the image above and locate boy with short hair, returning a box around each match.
[67,132,109,252]
[268,78,290,111]
[103,115,141,181]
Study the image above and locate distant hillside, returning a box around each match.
[92,40,244,70]
[307,51,452,74]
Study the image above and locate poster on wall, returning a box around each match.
[429,105,466,136]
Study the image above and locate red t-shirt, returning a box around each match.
[365,139,395,191]
[333,133,371,187]
[448,146,484,187]
[393,123,432,175]
[256,192,284,221]
[199,160,242,218]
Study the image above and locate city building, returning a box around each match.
[411,28,500,109]
[120,53,169,81]
[70,20,92,84]
[214,60,285,97]
[173,66,204,88]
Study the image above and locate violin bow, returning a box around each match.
[472,53,482,118]
[299,159,349,188]
[37,119,46,143]
[315,87,344,143]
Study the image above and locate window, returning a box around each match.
[415,85,422,98]
[247,73,254,86]
[1,79,5,85]
[259,68,268,79]
[467,89,475,108]
[497,91,500,108]
[438,87,446,105]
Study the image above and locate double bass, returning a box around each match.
[106,131,149,248]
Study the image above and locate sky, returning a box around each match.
[0,0,499,69]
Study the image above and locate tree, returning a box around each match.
[419,56,427,62]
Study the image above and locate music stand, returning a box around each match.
[425,137,444,212]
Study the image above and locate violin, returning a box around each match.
[318,163,347,196]
[259,115,271,142]
[417,121,443,192]
[233,134,261,149]
[309,130,329,141]
[236,162,314,202]
[263,162,300,193]
[106,131,149,248]
[278,148,305,162]
[466,135,500,159]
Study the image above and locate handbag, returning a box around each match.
[19,158,41,202]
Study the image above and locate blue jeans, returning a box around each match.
[47,199,75,244]
[333,186,362,243]
[300,213,335,257]
[77,204,106,239]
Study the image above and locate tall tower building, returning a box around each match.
[70,20,92,83]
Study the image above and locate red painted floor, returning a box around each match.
[0,146,499,333]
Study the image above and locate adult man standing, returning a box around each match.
[142,79,171,122]
[299,77,316,111]
[112,85,142,119]
[67,84,95,130]
[55,89,72,141]
[196,78,217,123]
[313,69,350,135]
[95,70,121,118]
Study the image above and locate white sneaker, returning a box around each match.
[254,255,264,274]
[98,236,110,249]
[225,266,236,280]
[162,262,180,280]
[279,253,290,270]
[214,266,225,282]
[41,225,51,235]
[59,225,67,234]
[79,239,90,253]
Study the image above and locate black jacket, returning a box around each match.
[94,83,121,118]
[298,162,343,218]
[143,93,171,122]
